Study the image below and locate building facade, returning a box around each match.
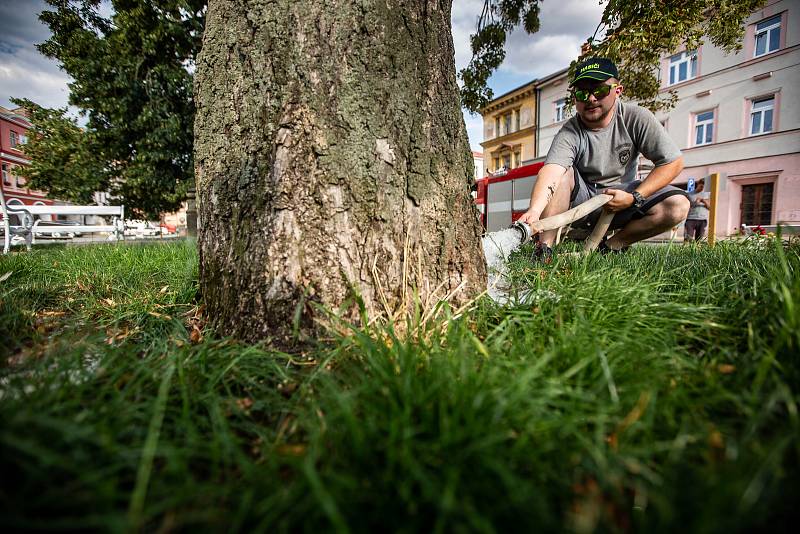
[479,0,799,237]
[472,151,484,181]
[656,0,800,235]
[479,82,537,174]
[0,106,52,209]
[534,68,571,160]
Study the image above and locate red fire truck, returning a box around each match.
[474,162,545,232]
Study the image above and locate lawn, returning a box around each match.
[1,238,798,532]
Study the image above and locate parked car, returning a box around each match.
[34,220,83,238]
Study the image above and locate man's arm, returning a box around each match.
[516,163,567,225]
[604,157,685,211]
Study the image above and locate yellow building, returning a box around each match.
[480,81,537,174]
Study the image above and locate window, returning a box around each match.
[555,99,566,122]
[493,157,500,171]
[694,110,714,146]
[9,131,18,148]
[741,183,773,226]
[754,15,781,57]
[495,117,501,138]
[8,165,20,187]
[19,134,28,145]
[502,154,511,169]
[750,96,774,135]
[1,163,9,185]
[514,151,521,168]
[669,50,697,85]
[503,113,512,135]
[515,110,520,132]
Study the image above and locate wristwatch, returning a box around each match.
[631,191,646,209]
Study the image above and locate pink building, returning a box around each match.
[0,106,53,209]
[655,0,800,236]
[512,0,799,239]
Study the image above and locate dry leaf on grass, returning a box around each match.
[709,429,725,449]
[37,310,66,317]
[276,443,307,457]
[105,327,134,345]
[236,397,254,410]
[190,326,203,344]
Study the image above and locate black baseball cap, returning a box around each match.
[570,57,619,86]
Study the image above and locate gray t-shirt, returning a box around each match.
[687,191,710,220]
[545,101,681,187]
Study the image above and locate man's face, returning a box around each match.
[573,79,622,126]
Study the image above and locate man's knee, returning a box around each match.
[659,194,690,224]
[540,167,576,217]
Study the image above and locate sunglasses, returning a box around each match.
[572,83,620,102]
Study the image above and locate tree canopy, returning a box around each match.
[29,0,205,218]
[460,0,767,113]
[10,98,106,205]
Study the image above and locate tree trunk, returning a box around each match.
[194,0,486,344]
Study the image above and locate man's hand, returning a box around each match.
[603,188,635,212]
[516,208,541,227]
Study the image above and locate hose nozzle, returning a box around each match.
[511,221,534,244]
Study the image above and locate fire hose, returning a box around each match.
[511,193,614,253]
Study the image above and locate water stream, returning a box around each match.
[481,225,528,304]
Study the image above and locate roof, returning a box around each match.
[0,106,32,128]
[480,80,537,113]
[536,66,570,87]
[479,66,572,113]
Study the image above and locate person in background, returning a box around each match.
[684,179,711,242]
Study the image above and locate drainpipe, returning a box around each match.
[534,85,540,159]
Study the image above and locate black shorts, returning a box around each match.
[568,169,689,232]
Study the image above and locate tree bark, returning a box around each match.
[195,0,486,344]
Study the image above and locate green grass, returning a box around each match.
[1,238,798,532]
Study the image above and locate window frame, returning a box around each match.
[554,98,567,122]
[693,110,715,146]
[749,95,775,136]
[754,15,781,58]
[740,181,775,226]
[503,113,512,136]
[9,131,19,148]
[1,163,9,186]
[668,50,698,85]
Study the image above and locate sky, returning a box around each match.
[0,0,605,151]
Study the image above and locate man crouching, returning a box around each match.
[517,57,689,255]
